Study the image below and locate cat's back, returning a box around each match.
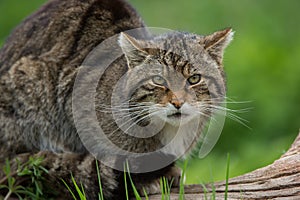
[0,0,144,156]
[0,0,143,73]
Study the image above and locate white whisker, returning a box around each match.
[105,104,163,135]
[192,98,251,129]
[122,110,163,134]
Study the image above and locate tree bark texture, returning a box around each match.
[148,131,300,200]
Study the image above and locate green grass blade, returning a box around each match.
[4,159,14,190]
[0,185,8,190]
[209,164,216,200]
[4,159,11,176]
[95,160,104,200]
[124,165,129,200]
[164,177,173,200]
[160,177,165,200]
[34,181,42,196]
[179,160,188,200]
[61,179,77,200]
[224,153,230,200]
[143,187,149,200]
[164,177,167,199]
[81,183,86,199]
[14,192,23,200]
[125,162,141,200]
[71,175,86,200]
[167,177,173,198]
[211,182,216,200]
[15,188,37,198]
[199,182,208,200]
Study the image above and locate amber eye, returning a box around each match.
[187,74,201,85]
[152,75,166,86]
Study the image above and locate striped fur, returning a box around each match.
[0,0,233,198]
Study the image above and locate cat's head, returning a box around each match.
[117,28,233,127]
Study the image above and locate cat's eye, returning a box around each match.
[152,75,166,86]
[187,74,201,85]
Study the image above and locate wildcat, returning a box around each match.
[0,0,233,199]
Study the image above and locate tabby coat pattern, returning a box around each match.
[0,0,232,199]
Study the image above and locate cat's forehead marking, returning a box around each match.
[146,32,208,77]
[153,50,197,78]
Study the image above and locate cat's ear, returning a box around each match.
[200,28,234,64]
[119,32,148,69]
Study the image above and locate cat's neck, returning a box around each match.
[158,118,202,156]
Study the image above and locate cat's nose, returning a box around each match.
[171,99,184,109]
[170,92,185,109]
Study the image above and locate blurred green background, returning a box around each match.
[1,0,299,184]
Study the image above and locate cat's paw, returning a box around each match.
[136,166,182,197]
[165,165,182,187]
[137,179,161,196]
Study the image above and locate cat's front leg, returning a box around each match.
[0,151,119,200]
[36,151,119,200]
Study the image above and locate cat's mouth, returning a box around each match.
[167,112,188,119]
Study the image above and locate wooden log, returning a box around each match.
[148,131,300,200]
